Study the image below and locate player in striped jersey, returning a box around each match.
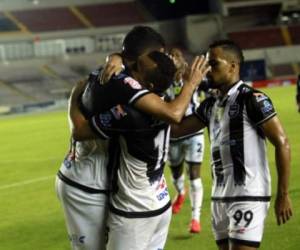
[171,40,292,250]
[166,48,205,233]
[71,51,175,250]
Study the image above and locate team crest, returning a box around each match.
[124,77,142,89]
[253,93,268,102]
[228,104,239,118]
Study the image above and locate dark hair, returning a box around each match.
[209,39,244,66]
[122,26,165,62]
[145,51,176,94]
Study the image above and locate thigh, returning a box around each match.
[107,213,156,250]
[228,202,270,249]
[168,141,185,167]
[147,208,172,250]
[211,202,230,246]
[185,134,204,164]
[56,177,108,250]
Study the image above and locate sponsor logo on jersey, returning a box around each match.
[99,113,113,127]
[261,100,273,114]
[156,187,169,201]
[228,104,239,118]
[124,77,142,89]
[63,153,73,169]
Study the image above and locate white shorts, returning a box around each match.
[107,207,172,250]
[211,201,270,248]
[55,177,108,250]
[169,134,204,166]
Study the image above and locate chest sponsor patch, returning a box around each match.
[124,77,142,89]
[228,104,239,118]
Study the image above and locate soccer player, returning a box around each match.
[55,26,197,250]
[80,26,210,124]
[70,51,178,250]
[166,48,205,233]
[296,74,300,112]
[56,88,110,250]
[171,40,293,250]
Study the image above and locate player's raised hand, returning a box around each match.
[99,53,124,84]
[184,55,211,89]
[71,79,88,96]
[275,193,293,225]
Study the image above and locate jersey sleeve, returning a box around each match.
[88,105,149,139]
[81,72,150,117]
[194,97,215,126]
[245,91,277,126]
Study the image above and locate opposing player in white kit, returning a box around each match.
[166,48,205,233]
[171,40,293,250]
[55,82,110,250]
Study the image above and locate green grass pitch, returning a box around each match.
[0,85,299,249]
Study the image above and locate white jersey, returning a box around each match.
[58,139,109,191]
[195,81,276,202]
[89,105,171,218]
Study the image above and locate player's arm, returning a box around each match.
[134,55,211,124]
[261,116,293,225]
[171,96,212,137]
[100,54,210,123]
[246,91,292,225]
[68,80,98,141]
[171,115,205,138]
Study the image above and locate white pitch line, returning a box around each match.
[0,175,54,191]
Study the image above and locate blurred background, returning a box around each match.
[0,0,299,115]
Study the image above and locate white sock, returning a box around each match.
[172,174,185,195]
[189,178,203,221]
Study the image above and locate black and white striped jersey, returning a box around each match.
[166,79,204,141]
[80,69,150,119]
[195,81,276,202]
[89,105,171,218]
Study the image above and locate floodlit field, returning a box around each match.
[0,85,299,250]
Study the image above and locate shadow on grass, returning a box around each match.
[172,234,194,241]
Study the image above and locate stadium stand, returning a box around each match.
[269,64,295,77]
[0,0,299,113]
[78,2,146,27]
[228,27,285,49]
[288,24,300,44]
[11,7,86,32]
[0,12,20,32]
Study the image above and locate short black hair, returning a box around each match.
[122,26,165,62]
[209,39,244,66]
[145,51,176,94]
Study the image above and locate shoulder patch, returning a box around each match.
[124,77,142,89]
[253,92,268,102]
